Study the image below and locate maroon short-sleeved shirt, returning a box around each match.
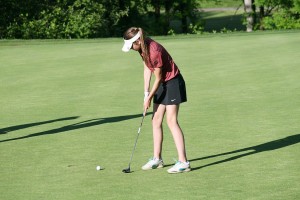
[139,38,180,82]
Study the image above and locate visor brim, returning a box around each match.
[122,41,132,52]
[121,32,141,52]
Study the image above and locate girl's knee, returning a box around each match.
[166,117,178,128]
[152,115,163,128]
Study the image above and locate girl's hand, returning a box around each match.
[143,97,151,113]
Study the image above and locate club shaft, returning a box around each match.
[127,114,145,168]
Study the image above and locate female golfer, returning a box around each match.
[122,27,190,173]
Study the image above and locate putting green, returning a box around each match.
[1,31,299,200]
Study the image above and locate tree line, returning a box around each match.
[0,0,299,39]
[244,0,300,32]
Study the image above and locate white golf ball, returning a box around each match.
[96,166,101,171]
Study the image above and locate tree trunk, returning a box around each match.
[180,0,190,33]
[244,0,254,32]
[259,6,265,30]
[164,0,172,34]
[153,0,161,22]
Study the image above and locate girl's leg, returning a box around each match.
[152,103,166,159]
[165,104,187,162]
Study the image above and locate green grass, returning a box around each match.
[198,0,241,8]
[169,2,245,33]
[1,31,300,200]
[197,0,245,32]
[170,9,245,33]
[200,9,244,32]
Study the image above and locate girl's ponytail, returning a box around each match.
[138,27,150,66]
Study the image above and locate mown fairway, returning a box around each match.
[1,31,299,200]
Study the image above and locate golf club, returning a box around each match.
[122,112,146,173]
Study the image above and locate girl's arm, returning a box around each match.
[144,62,152,98]
[144,67,162,112]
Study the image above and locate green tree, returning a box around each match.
[4,0,129,38]
[255,0,300,30]
[147,0,199,34]
[0,0,57,38]
[0,0,202,38]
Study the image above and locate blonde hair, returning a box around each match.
[123,27,150,66]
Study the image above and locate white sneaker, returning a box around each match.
[142,158,164,170]
[167,161,191,174]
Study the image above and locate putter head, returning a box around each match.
[122,167,131,173]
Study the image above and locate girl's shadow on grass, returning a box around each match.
[0,113,149,143]
[190,134,300,171]
[0,116,80,134]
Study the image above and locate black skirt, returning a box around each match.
[153,74,187,105]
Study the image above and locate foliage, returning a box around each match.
[262,9,300,29]
[255,0,300,30]
[1,0,203,38]
[1,0,300,38]
[188,23,205,34]
[167,29,176,36]
[5,0,128,39]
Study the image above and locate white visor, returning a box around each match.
[122,32,141,52]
